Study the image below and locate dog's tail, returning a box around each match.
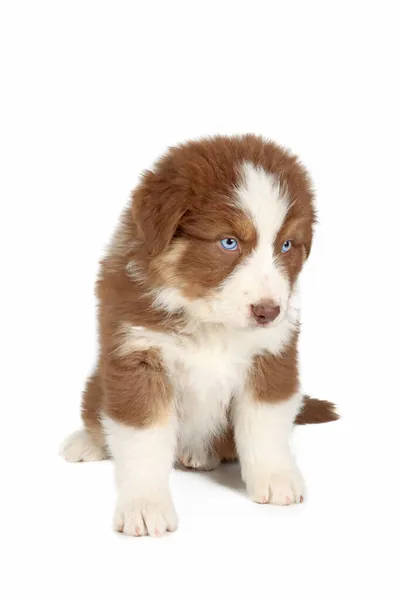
[295,395,339,425]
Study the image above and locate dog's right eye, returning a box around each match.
[220,238,238,251]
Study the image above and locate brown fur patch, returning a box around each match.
[295,396,339,424]
[81,370,106,446]
[274,216,312,285]
[155,232,257,299]
[212,426,237,462]
[248,332,299,403]
[101,347,172,427]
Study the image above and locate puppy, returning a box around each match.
[61,134,338,537]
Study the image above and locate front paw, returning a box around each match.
[245,465,305,505]
[114,491,178,537]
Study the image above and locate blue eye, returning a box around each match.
[281,240,292,253]
[220,238,238,251]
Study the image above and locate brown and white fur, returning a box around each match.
[61,135,338,537]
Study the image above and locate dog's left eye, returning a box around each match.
[281,240,292,253]
[220,238,238,251]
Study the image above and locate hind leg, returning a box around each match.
[60,370,109,462]
[177,446,221,471]
[177,424,238,470]
[213,425,238,463]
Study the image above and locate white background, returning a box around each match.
[1,1,399,598]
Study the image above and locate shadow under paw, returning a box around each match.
[202,461,246,495]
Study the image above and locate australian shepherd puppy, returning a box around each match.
[61,134,337,537]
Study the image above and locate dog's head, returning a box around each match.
[132,135,315,329]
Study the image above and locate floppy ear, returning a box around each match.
[282,214,314,260]
[303,215,316,260]
[303,225,313,260]
[132,170,187,256]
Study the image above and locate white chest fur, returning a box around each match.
[122,315,296,453]
[166,327,255,449]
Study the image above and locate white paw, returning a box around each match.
[60,430,108,462]
[114,492,178,537]
[245,464,305,505]
[178,449,220,471]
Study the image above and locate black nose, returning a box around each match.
[251,302,280,324]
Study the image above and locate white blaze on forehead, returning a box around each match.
[235,162,290,245]
[211,161,293,319]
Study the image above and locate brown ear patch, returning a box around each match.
[132,170,188,257]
